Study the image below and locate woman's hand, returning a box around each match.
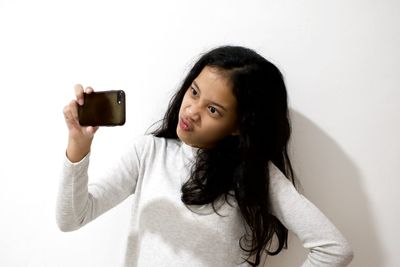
[63,84,99,162]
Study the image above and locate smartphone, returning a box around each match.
[78,90,126,126]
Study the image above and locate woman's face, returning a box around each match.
[176,66,239,148]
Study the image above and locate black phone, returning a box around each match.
[78,90,126,126]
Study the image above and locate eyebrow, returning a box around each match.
[192,80,228,112]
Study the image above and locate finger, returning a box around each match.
[63,102,79,128]
[68,99,79,122]
[74,84,84,106]
[63,101,76,120]
[63,105,72,122]
[86,126,99,135]
[85,86,94,94]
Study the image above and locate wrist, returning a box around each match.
[66,137,93,163]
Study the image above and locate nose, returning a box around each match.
[186,104,200,122]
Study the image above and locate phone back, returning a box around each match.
[78,90,126,126]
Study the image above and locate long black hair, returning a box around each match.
[152,45,295,266]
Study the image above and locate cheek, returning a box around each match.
[178,99,188,114]
[180,94,191,109]
[215,117,238,136]
[203,119,232,137]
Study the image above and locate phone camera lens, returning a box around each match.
[117,90,123,105]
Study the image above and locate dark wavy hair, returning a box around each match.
[152,45,295,266]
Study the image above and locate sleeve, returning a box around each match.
[268,162,354,267]
[55,136,147,232]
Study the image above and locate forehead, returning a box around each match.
[194,66,237,108]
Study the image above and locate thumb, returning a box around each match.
[86,126,99,136]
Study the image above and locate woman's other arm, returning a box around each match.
[268,162,354,267]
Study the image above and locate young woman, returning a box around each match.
[58,46,353,266]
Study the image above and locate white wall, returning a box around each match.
[0,0,399,266]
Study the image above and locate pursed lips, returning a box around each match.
[179,117,193,131]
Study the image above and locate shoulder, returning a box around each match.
[268,161,290,184]
[268,161,297,197]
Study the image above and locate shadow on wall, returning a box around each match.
[267,109,384,267]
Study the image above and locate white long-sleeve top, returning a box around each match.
[56,135,353,266]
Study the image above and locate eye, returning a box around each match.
[190,86,198,96]
[208,106,220,116]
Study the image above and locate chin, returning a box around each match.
[176,127,184,141]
